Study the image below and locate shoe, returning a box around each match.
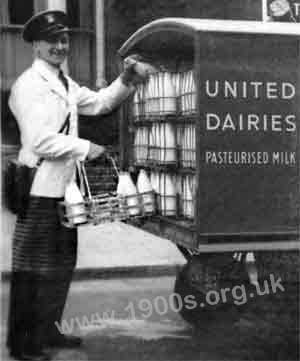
[47,334,82,348]
[10,350,51,361]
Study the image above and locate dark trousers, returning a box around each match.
[7,270,73,354]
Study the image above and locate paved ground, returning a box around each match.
[1,276,217,361]
[1,208,186,277]
[1,209,298,361]
[2,275,298,361]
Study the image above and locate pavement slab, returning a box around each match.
[1,208,186,278]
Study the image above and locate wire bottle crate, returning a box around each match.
[58,159,156,228]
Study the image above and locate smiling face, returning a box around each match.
[34,32,70,67]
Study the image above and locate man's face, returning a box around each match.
[35,32,70,67]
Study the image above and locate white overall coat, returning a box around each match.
[9,58,133,197]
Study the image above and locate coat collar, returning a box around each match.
[32,58,68,100]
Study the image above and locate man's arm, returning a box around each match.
[77,55,151,116]
[76,77,134,116]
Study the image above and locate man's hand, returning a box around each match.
[87,143,106,161]
[121,54,156,86]
[269,0,291,18]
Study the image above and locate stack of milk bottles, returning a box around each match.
[146,71,177,164]
[177,69,196,168]
[131,65,197,220]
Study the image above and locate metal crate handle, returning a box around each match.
[107,155,120,177]
[79,161,92,200]
[79,155,120,200]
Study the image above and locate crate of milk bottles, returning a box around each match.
[147,170,196,219]
[58,161,156,228]
[130,62,197,220]
[132,68,197,120]
[132,67,197,169]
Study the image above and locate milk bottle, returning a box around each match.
[159,173,176,216]
[133,91,139,119]
[173,72,181,99]
[150,171,160,193]
[182,126,187,167]
[134,129,141,163]
[133,85,144,120]
[144,79,150,116]
[175,174,182,215]
[182,176,195,218]
[117,172,140,216]
[146,74,159,116]
[186,176,194,218]
[191,124,196,167]
[181,70,196,114]
[159,72,176,115]
[159,123,176,163]
[154,123,160,161]
[187,70,196,113]
[141,127,148,162]
[181,71,187,114]
[137,169,155,214]
[149,126,156,161]
[64,182,87,225]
